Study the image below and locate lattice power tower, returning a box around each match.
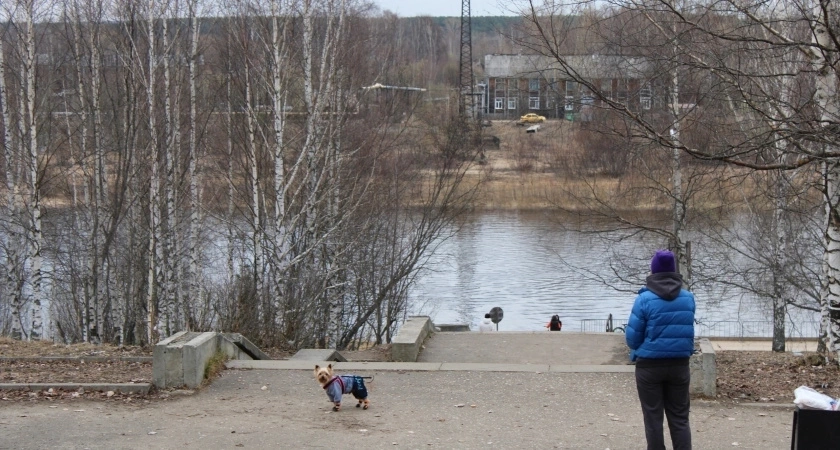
[458,0,475,118]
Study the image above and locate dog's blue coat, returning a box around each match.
[323,375,368,404]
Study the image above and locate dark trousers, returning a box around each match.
[635,364,692,450]
[351,376,368,399]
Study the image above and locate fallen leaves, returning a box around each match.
[715,351,840,404]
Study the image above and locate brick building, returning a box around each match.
[480,54,653,120]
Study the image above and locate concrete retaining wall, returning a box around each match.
[690,338,716,397]
[391,316,434,362]
[153,332,264,389]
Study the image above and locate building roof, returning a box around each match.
[484,54,650,79]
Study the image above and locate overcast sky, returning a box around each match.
[373,0,519,17]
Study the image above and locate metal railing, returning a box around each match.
[582,316,627,333]
[695,321,821,339]
[581,317,821,338]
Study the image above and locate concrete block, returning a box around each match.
[154,331,272,389]
[152,331,218,389]
[690,338,716,397]
[391,316,433,362]
[183,332,219,389]
[290,349,347,362]
[152,331,189,389]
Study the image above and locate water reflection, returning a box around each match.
[408,211,817,333]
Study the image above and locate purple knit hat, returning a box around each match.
[650,250,676,274]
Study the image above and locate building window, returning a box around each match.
[528,78,540,110]
[601,79,612,102]
[507,97,517,110]
[640,82,652,110]
[495,97,504,110]
[616,80,628,106]
[565,80,577,111]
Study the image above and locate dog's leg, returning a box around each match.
[359,398,369,410]
[333,402,341,412]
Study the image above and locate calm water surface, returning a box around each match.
[408,211,817,333]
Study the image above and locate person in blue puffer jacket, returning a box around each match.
[625,249,695,450]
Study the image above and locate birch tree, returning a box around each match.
[0,13,26,340]
[186,0,201,330]
[146,0,164,342]
[0,2,483,350]
[517,0,836,356]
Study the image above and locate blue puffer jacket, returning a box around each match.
[625,272,695,361]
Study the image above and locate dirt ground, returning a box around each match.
[1,337,838,406]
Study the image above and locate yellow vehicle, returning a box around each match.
[518,113,546,125]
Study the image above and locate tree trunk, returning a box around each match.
[187,2,201,331]
[813,4,840,359]
[0,22,24,341]
[23,3,44,340]
[147,7,162,343]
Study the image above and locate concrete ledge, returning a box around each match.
[183,332,218,389]
[226,360,446,371]
[221,333,271,360]
[224,360,638,373]
[690,338,716,397]
[153,331,192,389]
[440,363,550,372]
[0,383,152,394]
[549,365,636,373]
[290,349,347,362]
[435,324,471,332]
[154,331,271,389]
[391,316,434,362]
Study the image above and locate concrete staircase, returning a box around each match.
[153,331,269,389]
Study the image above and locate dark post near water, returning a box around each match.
[489,307,503,331]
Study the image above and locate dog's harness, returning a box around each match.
[323,376,345,392]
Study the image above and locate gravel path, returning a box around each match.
[0,369,794,449]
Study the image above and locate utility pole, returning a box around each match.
[459,0,473,118]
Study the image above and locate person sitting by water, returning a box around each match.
[479,313,495,332]
[546,314,562,331]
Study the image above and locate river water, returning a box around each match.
[407,211,819,336]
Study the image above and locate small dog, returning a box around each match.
[314,364,371,411]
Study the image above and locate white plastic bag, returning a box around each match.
[793,386,840,411]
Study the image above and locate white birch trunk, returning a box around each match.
[187,2,201,329]
[162,14,178,333]
[771,172,789,352]
[0,23,24,340]
[147,5,163,343]
[302,0,320,239]
[767,50,798,352]
[271,0,291,316]
[299,0,347,347]
[813,3,840,359]
[301,0,325,342]
[225,42,235,282]
[327,2,348,349]
[23,2,44,340]
[90,4,108,344]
